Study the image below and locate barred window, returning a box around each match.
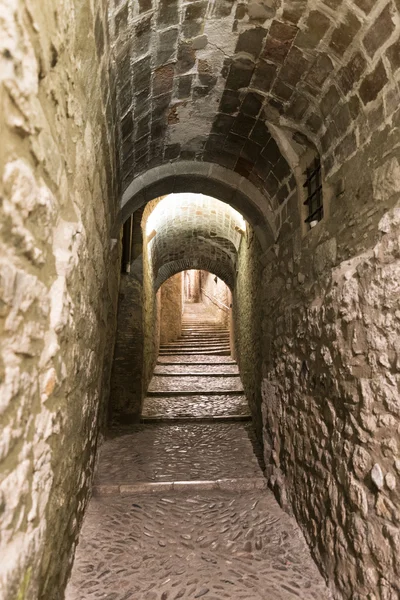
[303,158,323,226]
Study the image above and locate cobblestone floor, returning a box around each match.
[157,355,236,364]
[66,491,332,600]
[148,375,243,393]
[154,364,239,374]
[94,423,262,486]
[142,395,250,419]
[67,305,332,600]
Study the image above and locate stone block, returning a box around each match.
[133,56,151,92]
[286,93,308,120]
[153,64,175,97]
[359,61,388,105]
[226,59,255,91]
[176,41,196,74]
[156,28,178,67]
[235,26,267,58]
[250,119,270,145]
[338,52,367,95]
[252,59,277,92]
[176,74,193,99]
[133,15,153,57]
[231,114,256,137]
[272,79,293,101]
[219,90,241,114]
[240,92,263,117]
[306,53,334,88]
[329,12,361,56]
[296,10,331,48]
[386,38,400,72]
[320,85,341,118]
[158,0,179,27]
[363,5,395,58]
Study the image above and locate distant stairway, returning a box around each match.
[144,303,250,422]
[158,304,231,356]
[67,303,334,600]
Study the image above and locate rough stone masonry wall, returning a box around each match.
[261,110,400,599]
[0,1,119,598]
[233,226,263,443]
[200,270,230,327]
[142,201,161,397]
[160,272,182,344]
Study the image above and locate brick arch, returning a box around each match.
[118,161,276,252]
[155,257,235,291]
[111,0,399,205]
[145,193,244,290]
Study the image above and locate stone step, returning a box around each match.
[93,477,265,496]
[140,414,251,424]
[157,355,236,364]
[152,370,240,377]
[160,345,231,351]
[159,350,232,354]
[94,422,263,487]
[148,375,243,393]
[142,394,250,420]
[147,389,244,397]
[154,364,239,374]
[158,350,231,356]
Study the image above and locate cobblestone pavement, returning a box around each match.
[142,395,250,419]
[66,491,332,600]
[154,364,239,374]
[94,423,262,486]
[67,305,332,599]
[157,355,236,364]
[148,375,243,393]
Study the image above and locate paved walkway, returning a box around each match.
[66,305,332,600]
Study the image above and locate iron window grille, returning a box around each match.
[303,158,323,224]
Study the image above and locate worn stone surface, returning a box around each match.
[160,272,183,344]
[234,226,264,442]
[142,393,250,418]
[111,0,400,212]
[154,363,239,374]
[148,375,243,393]
[0,0,119,599]
[95,422,263,485]
[66,490,333,600]
[67,316,331,600]
[261,154,400,599]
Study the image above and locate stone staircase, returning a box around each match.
[158,306,231,356]
[66,304,333,600]
[144,305,250,422]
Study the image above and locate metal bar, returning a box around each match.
[200,288,230,312]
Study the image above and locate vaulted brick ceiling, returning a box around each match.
[109,0,400,213]
[144,193,245,288]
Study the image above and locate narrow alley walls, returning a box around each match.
[261,119,400,598]
[233,226,264,444]
[160,273,182,345]
[0,0,119,598]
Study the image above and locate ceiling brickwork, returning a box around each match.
[109,0,400,213]
[144,193,245,288]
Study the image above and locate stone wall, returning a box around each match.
[261,117,400,599]
[142,201,161,397]
[160,273,182,344]
[200,270,230,327]
[233,227,264,443]
[109,274,143,423]
[0,0,119,598]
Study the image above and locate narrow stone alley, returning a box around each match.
[66,305,332,600]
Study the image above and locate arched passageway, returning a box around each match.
[2,0,400,598]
